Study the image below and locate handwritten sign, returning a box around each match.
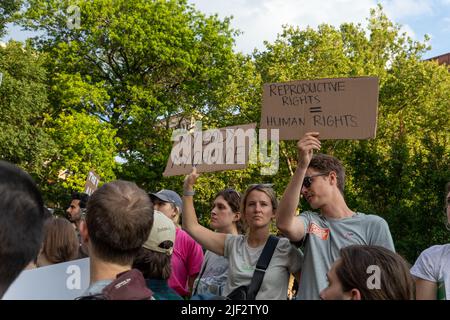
[83,170,100,196]
[3,258,90,300]
[260,77,379,140]
[163,123,257,176]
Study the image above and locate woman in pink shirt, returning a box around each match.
[149,189,204,297]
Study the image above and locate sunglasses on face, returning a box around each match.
[302,173,329,188]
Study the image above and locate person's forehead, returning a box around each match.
[247,190,270,201]
[70,199,80,206]
[214,195,229,204]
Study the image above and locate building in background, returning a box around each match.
[426,52,450,68]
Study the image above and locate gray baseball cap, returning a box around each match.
[149,189,182,212]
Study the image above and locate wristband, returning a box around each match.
[183,190,195,196]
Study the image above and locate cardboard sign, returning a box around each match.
[83,170,100,196]
[163,123,257,176]
[3,258,90,300]
[260,77,379,140]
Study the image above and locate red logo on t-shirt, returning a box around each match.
[308,222,330,240]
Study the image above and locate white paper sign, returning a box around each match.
[3,258,90,300]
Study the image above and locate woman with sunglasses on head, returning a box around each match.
[411,182,450,300]
[276,132,395,300]
[183,167,303,300]
[191,188,245,298]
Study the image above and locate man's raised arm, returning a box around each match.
[276,132,321,242]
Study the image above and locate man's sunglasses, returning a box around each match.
[302,173,329,188]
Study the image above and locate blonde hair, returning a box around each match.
[240,184,277,231]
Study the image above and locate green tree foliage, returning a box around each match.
[0,0,22,37]
[254,6,450,262]
[12,2,449,261]
[0,41,56,176]
[19,0,259,192]
[0,40,120,208]
[43,111,120,207]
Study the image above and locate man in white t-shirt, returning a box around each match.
[411,182,450,300]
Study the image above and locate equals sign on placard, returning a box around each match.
[309,106,322,113]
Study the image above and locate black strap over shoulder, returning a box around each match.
[246,235,280,300]
[192,251,209,296]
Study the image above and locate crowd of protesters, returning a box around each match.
[0,131,448,300]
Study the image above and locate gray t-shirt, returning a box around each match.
[296,211,395,300]
[411,244,450,300]
[223,234,303,300]
[193,250,229,296]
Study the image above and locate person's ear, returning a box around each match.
[345,288,362,300]
[79,219,89,244]
[232,212,241,222]
[172,206,181,225]
[328,171,337,186]
[174,206,181,219]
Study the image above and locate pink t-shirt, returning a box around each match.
[168,228,204,296]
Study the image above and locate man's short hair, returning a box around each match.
[86,180,154,266]
[309,153,346,194]
[0,161,45,297]
[71,192,90,209]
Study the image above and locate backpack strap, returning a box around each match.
[246,235,280,300]
[192,251,209,296]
